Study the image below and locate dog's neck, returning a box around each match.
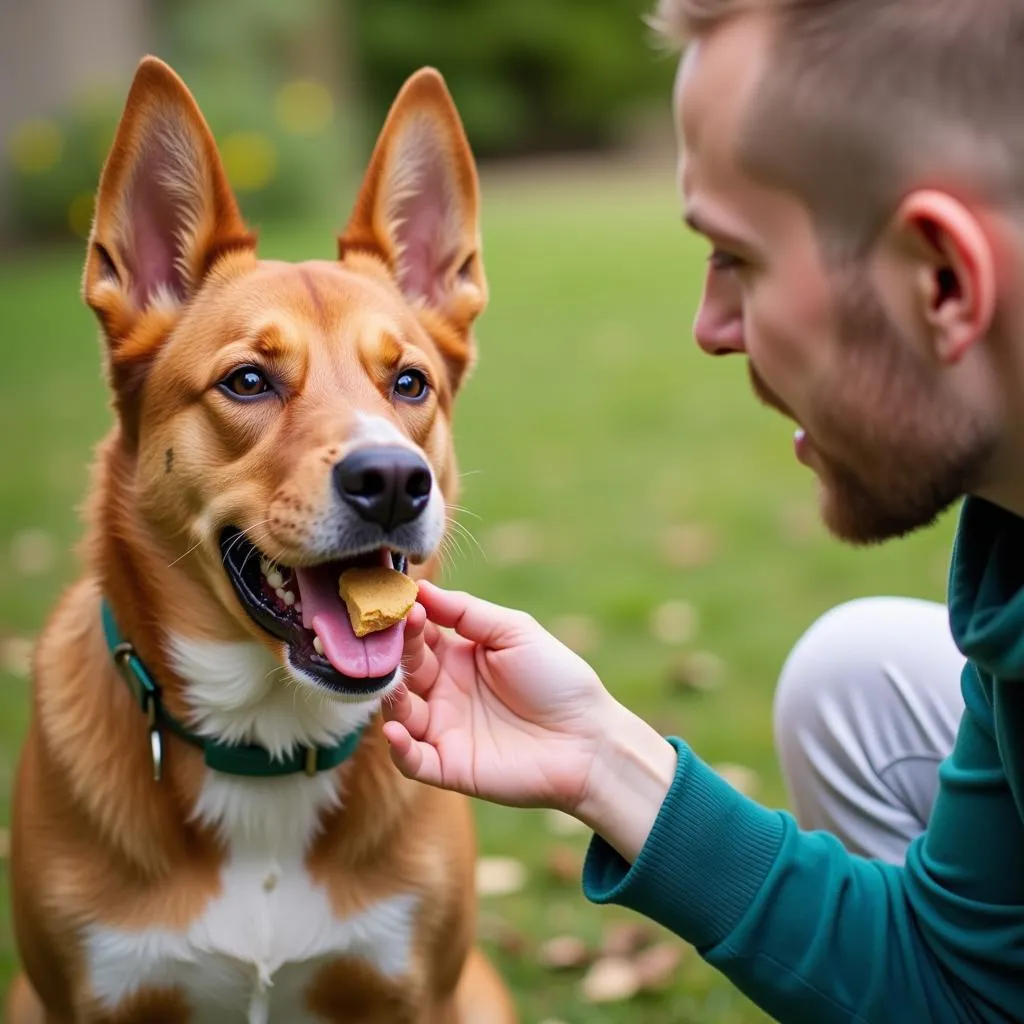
[82,432,380,782]
[164,631,377,758]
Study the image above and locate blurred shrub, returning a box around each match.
[155,0,357,225]
[6,0,357,246]
[351,0,676,159]
[5,0,675,245]
[7,93,120,243]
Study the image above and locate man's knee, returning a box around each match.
[773,596,962,760]
[771,596,964,861]
[774,597,902,755]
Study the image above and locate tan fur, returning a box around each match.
[7,56,515,1024]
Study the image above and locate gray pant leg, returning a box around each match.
[772,597,965,865]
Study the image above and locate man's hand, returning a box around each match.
[383,582,678,862]
[383,581,613,815]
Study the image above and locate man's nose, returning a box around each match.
[693,271,745,356]
[694,303,745,355]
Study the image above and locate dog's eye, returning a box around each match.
[220,366,273,400]
[394,369,429,402]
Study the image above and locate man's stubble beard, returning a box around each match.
[751,267,998,546]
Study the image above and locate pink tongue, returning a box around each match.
[294,565,406,680]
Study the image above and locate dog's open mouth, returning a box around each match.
[220,528,410,696]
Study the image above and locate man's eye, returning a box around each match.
[708,249,745,272]
[219,366,274,400]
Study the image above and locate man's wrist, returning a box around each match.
[574,700,678,864]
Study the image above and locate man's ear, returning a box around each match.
[891,190,996,364]
[338,67,487,390]
[83,56,255,350]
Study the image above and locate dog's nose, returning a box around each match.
[333,446,432,532]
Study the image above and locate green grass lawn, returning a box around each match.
[0,161,958,1022]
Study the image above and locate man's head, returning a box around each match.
[657,0,1024,543]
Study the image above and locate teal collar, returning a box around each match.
[101,599,364,781]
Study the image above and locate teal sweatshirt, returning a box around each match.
[582,496,1024,1023]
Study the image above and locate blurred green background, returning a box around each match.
[0,1,958,1021]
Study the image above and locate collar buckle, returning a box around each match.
[112,639,162,782]
[149,727,163,783]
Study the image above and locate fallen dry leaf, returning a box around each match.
[9,528,56,576]
[633,941,686,991]
[667,650,726,693]
[649,600,698,646]
[483,520,543,566]
[545,844,584,884]
[600,921,656,958]
[477,913,529,957]
[712,762,761,798]
[580,956,641,1003]
[660,523,719,569]
[537,935,590,971]
[0,636,34,679]
[475,856,528,897]
[549,614,598,656]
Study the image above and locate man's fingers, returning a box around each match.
[382,685,431,740]
[401,601,443,696]
[407,599,427,633]
[381,721,444,787]
[402,602,428,670]
[417,580,533,649]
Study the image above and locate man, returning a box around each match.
[382,1,1024,1020]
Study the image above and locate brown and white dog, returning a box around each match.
[5,56,517,1024]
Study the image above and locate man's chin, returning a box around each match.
[816,474,945,548]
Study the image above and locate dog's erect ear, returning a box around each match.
[339,68,487,386]
[83,56,254,346]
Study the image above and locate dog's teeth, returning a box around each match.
[275,587,286,601]
[267,570,284,590]
[260,558,271,577]
[295,602,302,614]
[313,635,324,656]
[282,590,295,606]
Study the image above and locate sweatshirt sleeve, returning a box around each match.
[582,666,1024,1023]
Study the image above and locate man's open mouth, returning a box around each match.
[219,527,411,696]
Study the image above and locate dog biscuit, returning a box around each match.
[338,567,418,637]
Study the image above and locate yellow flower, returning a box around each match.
[274,80,333,136]
[220,132,277,192]
[9,120,63,175]
[68,191,96,239]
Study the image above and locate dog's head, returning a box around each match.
[84,57,486,704]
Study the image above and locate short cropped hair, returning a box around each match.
[650,0,1024,257]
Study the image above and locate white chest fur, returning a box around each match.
[84,637,417,1023]
[85,856,418,1023]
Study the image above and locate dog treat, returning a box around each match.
[338,567,418,637]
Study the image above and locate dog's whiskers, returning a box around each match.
[380,686,403,711]
[443,530,467,564]
[219,520,286,580]
[444,502,482,522]
[167,534,209,570]
[435,533,464,574]
[445,516,486,562]
[220,530,258,569]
